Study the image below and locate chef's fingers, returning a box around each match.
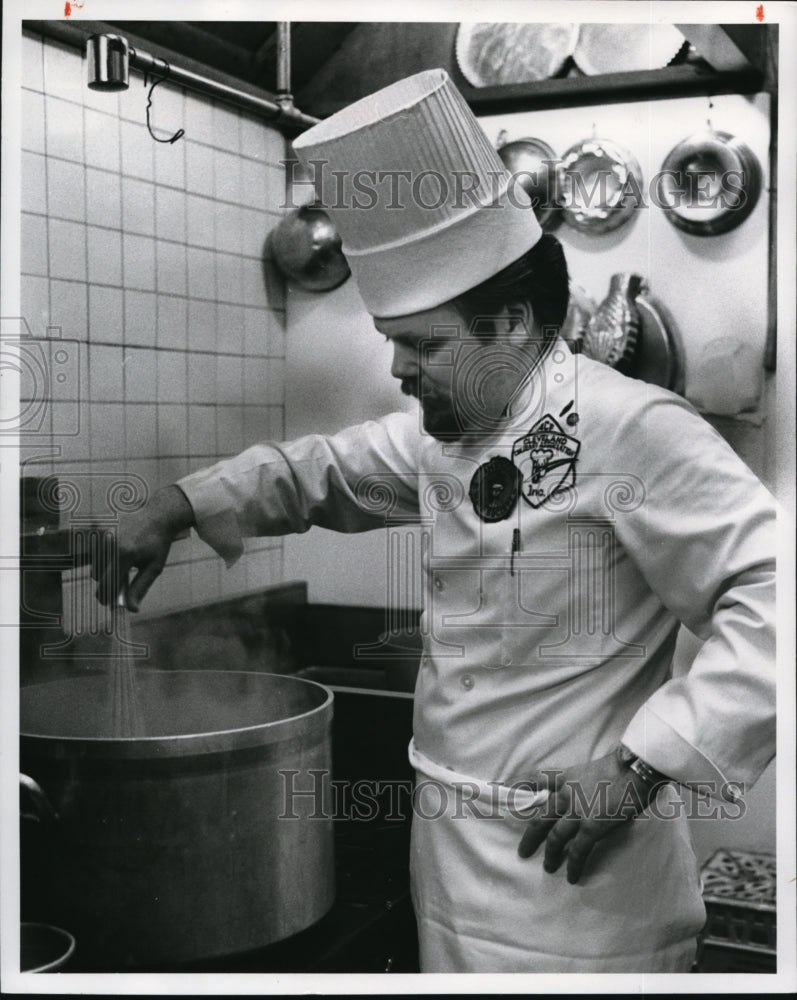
[521,767,568,793]
[517,792,565,858]
[124,558,165,613]
[565,829,597,884]
[542,816,580,874]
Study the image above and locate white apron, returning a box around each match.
[408,739,704,974]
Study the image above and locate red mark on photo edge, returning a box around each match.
[64,0,84,15]
[756,4,765,20]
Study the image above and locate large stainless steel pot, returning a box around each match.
[20,670,334,969]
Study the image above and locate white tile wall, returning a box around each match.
[49,219,87,281]
[154,141,185,189]
[88,343,124,400]
[122,177,156,235]
[21,275,49,335]
[45,97,84,161]
[22,152,47,215]
[123,234,157,291]
[21,213,48,276]
[121,119,154,181]
[87,226,123,285]
[50,280,88,340]
[20,29,288,615]
[86,167,122,228]
[157,295,188,350]
[124,291,158,347]
[88,285,123,341]
[21,89,46,152]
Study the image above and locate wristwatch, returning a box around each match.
[616,743,672,792]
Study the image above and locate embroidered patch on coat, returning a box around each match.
[512,413,580,509]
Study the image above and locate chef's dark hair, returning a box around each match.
[453,233,569,338]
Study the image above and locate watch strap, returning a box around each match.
[616,743,672,790]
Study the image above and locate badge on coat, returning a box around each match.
[512,413,580,509]
[469,456,522,522]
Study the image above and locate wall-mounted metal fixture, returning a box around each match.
[84,26,319,132]
[30,18,320,134]
[86,33,130,91]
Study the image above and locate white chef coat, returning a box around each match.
[178,339,776,972]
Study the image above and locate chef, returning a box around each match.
[96,70,776,973]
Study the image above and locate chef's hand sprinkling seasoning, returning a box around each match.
[91,485,195,611]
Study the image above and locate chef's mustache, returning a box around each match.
[400,378,419,398]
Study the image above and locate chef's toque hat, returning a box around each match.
[292,69,543,318]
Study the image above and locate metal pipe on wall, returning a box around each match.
[30,18,320,133]
[277,22,292,101]
[126,44,317,130]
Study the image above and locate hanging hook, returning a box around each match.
[143,59,185,145]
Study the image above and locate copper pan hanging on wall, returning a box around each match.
[560,136,644,235]
[657,129,763,237]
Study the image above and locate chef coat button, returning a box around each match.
[461,674,474,690]
[434,577,444,591]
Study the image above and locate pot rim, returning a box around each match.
[20,669,334,755]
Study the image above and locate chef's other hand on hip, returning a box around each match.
[518,745,668,885]
[90,485,195,611]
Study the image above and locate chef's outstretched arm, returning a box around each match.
[92,412,422,609]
